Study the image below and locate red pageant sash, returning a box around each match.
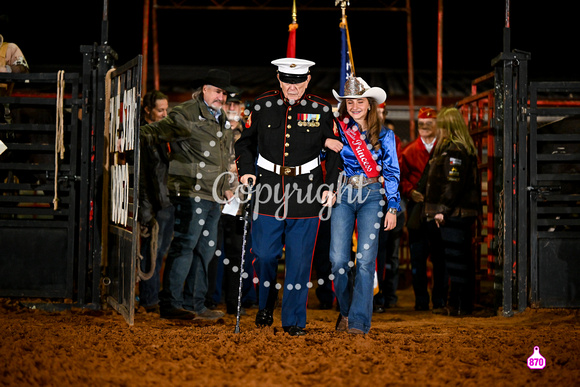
[343,124,380,178]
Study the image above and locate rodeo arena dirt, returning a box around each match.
[1,285,580,386]
[2,1,580,387]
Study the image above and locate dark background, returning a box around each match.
[2,1,579,82]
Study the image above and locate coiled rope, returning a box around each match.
[136,220,159,282]
[53,70,65,210]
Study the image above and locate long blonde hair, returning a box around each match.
[434,107,477,156]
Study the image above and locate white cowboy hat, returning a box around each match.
[332,76,387,105]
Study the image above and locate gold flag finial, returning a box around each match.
[336,0,355,76]
[335,0,350,19]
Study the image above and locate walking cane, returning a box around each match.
[234,177,254,333]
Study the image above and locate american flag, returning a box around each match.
[339,20,353,94]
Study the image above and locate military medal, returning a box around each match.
[297,113,320,128]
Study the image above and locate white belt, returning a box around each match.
[257,154,320,177]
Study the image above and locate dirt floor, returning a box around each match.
[1,283,579,387]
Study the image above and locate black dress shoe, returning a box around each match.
[255,308,273,327]
[283,325,307,336]
[160,307,195,320]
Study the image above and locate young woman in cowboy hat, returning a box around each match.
[329,76,401,335]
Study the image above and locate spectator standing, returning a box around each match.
[399,107,447,312]
[138,90,173,314]
[215,91,257,315]
[140,69,238,320]
[0,33,29,77]
[374,118,405,312]
[0,33,29,124]
[425,107,480,316]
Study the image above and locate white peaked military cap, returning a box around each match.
[272,58,315,84]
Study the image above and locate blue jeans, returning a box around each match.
[139,205,175,307]
[159,197,221,313]
[252,214,319,328]
[330,182,383,333]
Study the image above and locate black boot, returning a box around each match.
[255,286,278,327]
[255,308,273,327]
[283,325,307,336]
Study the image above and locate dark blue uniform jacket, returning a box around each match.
[235,89,342,218]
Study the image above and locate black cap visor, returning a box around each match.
[278,72,309,84]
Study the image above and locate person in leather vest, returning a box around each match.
[424,107,481,316]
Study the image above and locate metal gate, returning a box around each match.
[457,39,580,313]
[0,42,142,324]
[101,57,142,325]
[0,72,86,301]
[527,82,580,308]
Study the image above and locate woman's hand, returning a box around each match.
[434,213,445,228]
[321,190,336,207]
[384,212,397,231]
[325,138,343,153]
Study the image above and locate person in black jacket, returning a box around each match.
[424,107,480,316]
[138,90,173,315]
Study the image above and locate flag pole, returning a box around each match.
[287,0,298,58]
[338,1,355,76]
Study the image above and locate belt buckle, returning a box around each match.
[283,167,296,176]
[350,175,362,188]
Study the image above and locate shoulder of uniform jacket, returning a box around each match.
[304,94,333,109]
[255,90,280,101]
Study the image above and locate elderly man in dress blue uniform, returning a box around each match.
[235,58,342,336]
